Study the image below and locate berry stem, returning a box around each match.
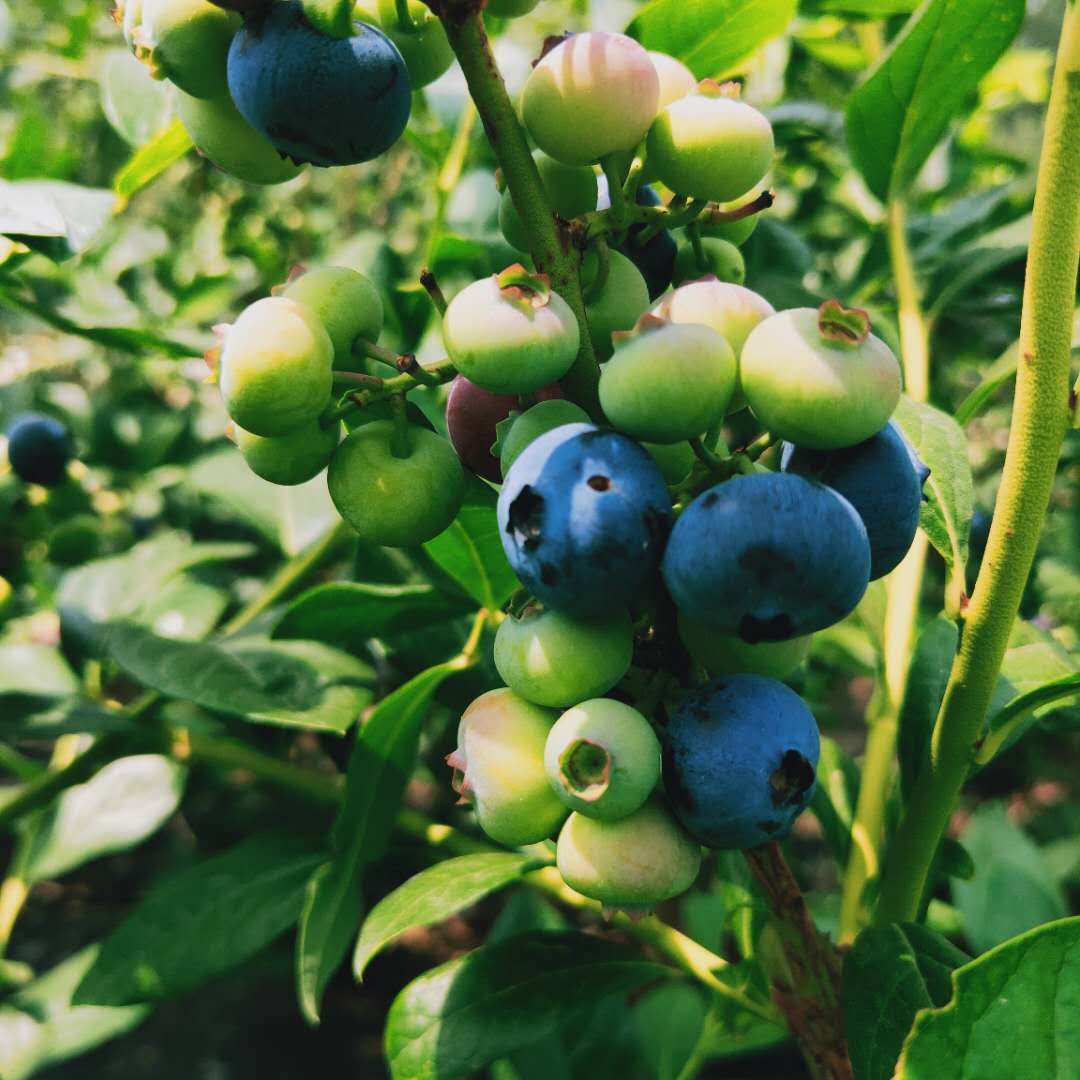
[582,236,611,302]
[394,0,422,32]
[699,189,773,228]
[688,222,708,273]
[419,267,449,315]
[600,154,629,231]
[432,3,601,414]
[389,393,412,459]
[875,0,1080,925]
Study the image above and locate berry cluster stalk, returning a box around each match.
[876,0,1080,924]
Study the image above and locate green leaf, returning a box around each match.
[136,575,230,642]
[23,755,186,883]
[273,582,471,650]
[627,0,797,79]
[842,922,968,1080]
[897,615,959,800]
[354,853,536,980]
[845,0,1025,201]
[950,802,1066,954]
[99,49,173,148]
[73,831,322,1006]
[812,735,860,867]
[0,644,80,703]
[0,179,114,259]
[113,119,193,203]
[384,932,669,1079]
[422,477,518,610]
[104,624,374,734]
[0,947,150,1080]
[891,396,973,600]
[896,917,1080,1078]
[296,658,468,1025]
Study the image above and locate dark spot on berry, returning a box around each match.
[757,820,780,834]
[738,544,795,582]
[738,612,794,643]
[768,750,815,808]
[539,562,560,586]
[700,492,719,508]
[642,505,671,546]
[587,474,610,491]
[507,486,544,549]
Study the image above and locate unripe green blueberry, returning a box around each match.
[545,698,660,820]
[499,152,598,251]
[496,399,591,476]
[522,32,660,166]
[740,303,902,450]
[176,89,304,185]
[138,0,241,99]
[599,316,735,443]
[700,200,759,246]
[486,0,540,16]
[219,296,334,436]
[556,801,701,908]
[327,420,464,545]
[580,248,651,360]
[494,606,633,708]
[643,440,695,485]
[283,266,384,369]
[442,266,580,394]
[448,688,568,847]
[653,280,775,414]
[673,237,745,286]
[372,0,454,88]
[234,416,340,486]
[649,51,697,109]
[677,611,812,679]
[647,88,774,203]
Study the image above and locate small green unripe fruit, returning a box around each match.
[557,801,701,908]
[678,611,812,679]
[137,0,241,98]
[283,266,384,369]
[234,417,339,486]
[545,698,661,820]
[599,317,736,443]
[372,0,453,88]
[442,266,580,394]
[494,606,633,708]
[740,303,902,450]
[653,280,775,414]
[497,399,591,476]
[328,420,464,546]
[701,200,759,246]
[486,0,540,16]
[176,89,304,185]
[499,151,598,251]
[581,248,651,360]
[649,50,697,109]
[648,88,774,203]
[448,688,568,847]
[673,237,745,286]
[643,440,695,485]
[522,32,660,166]
[219,296,334,436]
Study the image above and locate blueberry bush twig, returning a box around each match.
[875,0,1080,924]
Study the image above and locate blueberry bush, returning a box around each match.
[1,1,1079,1077]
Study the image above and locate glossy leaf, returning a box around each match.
[23,755,186,882]
[297,658,468,1024]
[423,477,518,610]
[0,179,114,259]
[113,119,193,203]
[896,917,1080,1078]
[99,49,173,147]
[384,932,668,1079]
[842,922,968,1080]
[274,582,471,649]
[354,853,536,980]
[0,644,80,703]
[845,0,1025,201]
[73,831,322,1006]
[627,0,797,79]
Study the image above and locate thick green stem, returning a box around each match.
[876,1,1080,925]
[434,4,601,414]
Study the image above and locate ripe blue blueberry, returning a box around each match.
[227,1,410,167]
[664,674,820,849]
[782,420,929,580]
[661,472,870,642]
[6,413,74,487]
[497,423,671,616]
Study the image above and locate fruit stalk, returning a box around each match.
[743,843,853,1080]
[875,0,1080,925]
[431,1,602,413]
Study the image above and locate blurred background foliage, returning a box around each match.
[1,0,1078,1076]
